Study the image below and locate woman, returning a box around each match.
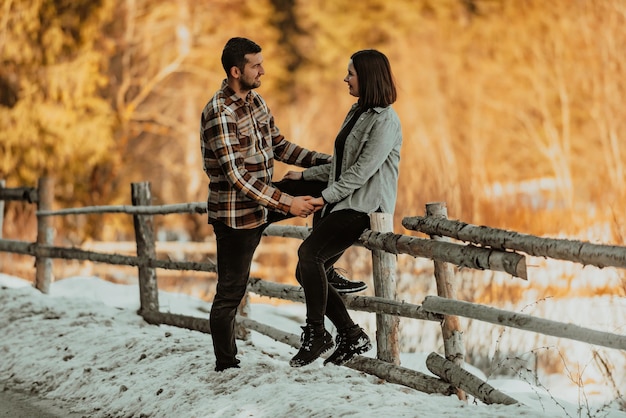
[285,49,402,367]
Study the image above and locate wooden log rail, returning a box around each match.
[403,216,626,269]
[359,230,527,279]
[4,180,624,405]
[0,185,38,203]
[263,224,312,240]
[0,239,216,272]
[36,201,208,216]
[247,278,443,322]
[241,316,456,396]
[141,309,456,397]
[426,352,518,405]
[422,296,626,350]
[141,298,519,405]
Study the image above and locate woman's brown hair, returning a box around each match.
[351,49,397,109]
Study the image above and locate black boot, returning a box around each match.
[289,324,334,367]
[327,268,367,294]
[324,325,372,366]
[215,358,241,372]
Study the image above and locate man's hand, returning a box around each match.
[289,196,315,217]
[282,170,303,181]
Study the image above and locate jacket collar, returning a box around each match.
[349,102,387,114]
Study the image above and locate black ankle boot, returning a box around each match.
[327,268,367,294]
[324,325,372,366]
[289,324,334,367]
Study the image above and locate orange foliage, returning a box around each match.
[2,0,626,246]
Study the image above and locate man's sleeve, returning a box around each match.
[266,111,332,167]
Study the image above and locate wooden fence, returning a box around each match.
[1,178,626,406]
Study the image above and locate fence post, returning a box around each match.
[0,179,4,271]
[0,179,4,240]
[425,202,466,400]
[369,212,400,364]
[35,177,54,294]
[132,182,159,314]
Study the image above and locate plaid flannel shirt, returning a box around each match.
[200,80,332,229]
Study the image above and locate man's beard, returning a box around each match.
[240,76,260,91]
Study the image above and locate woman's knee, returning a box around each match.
[297,241,313,263]
[294,263,302,285]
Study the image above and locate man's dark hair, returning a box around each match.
[221,37,262,76]
[351,49,397,109]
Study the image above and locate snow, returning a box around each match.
[1,273,624,418]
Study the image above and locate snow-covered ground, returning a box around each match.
[1,273,625,418]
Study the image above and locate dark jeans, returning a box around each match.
[296,209,370,329]
[210,179,325,370]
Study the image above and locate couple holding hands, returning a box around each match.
[200,37,402,372]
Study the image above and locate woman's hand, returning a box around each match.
[282,170,303,181]
[309,197,325,211]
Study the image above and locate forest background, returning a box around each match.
[3,0,626,244]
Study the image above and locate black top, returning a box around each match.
[333,106,366,181]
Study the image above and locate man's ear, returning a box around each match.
[229,66,240,79]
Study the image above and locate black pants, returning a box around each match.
[209,179,325,370]
[296,209,370,328]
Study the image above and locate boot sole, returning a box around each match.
[324,340,372,366]
[289,341,334,368]
[333,284,368,294]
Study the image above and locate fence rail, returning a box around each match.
[0,239,217,272]
[2,177,626,406]
[403,216,626,269]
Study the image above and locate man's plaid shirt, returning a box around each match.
[200,80,332,229]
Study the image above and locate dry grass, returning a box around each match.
[268,0,626,244]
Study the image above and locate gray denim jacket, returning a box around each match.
[303,103,402,215]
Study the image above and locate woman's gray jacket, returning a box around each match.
[302,103,402,215]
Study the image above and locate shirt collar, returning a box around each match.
[350,102,386,114]
[221,79,253,104]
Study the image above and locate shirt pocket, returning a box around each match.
[344,128,369,164]
[254,112,272,151]
[236,119,256,158]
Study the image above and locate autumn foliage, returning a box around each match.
[1,0,626,244]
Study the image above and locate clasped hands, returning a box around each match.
[290,196,324,218]
[283,170,324,218]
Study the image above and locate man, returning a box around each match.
[200,37,365,372]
